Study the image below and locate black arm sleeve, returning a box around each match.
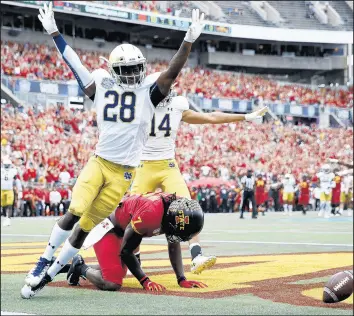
[168,242,185,280]
[149,82,167,107]
[120,224,145,281]
[89,93,95,102]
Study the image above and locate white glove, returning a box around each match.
[245,106,268,121]
[38,2,58,35]
[328,158,338,164]
[184,9,205,43]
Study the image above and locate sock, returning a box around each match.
[283,204,288,213]
[288,205,293,213]
[325,202,331,215]
[47,239,80,279]
[57,264,71,274]
[339,207,344,214]
[80,264,90,278]
[42,223,71,260]
[189,243,202,260]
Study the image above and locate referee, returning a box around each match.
[240,169,257,219]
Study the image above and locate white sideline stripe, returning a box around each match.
[1,312,35,315]
[1,234,353,247]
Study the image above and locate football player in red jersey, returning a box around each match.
[331,169,341,216]
[62,192,206,292]
[255,173,266,216]
[297,175,310,214]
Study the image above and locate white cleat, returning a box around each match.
[3,217,11,227]
[318,210,324,217]
[324,214,331,219]
[191,255,217,275]
[25,257,52,287]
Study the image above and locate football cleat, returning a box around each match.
[67,254,86,286]
[191,255,217,275]
[25,257,53,287]
[21,273,52,299]
[318,210,324,217]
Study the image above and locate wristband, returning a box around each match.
[139,276,149,286]
[177,276,186,285]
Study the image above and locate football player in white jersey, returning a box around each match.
[23,3,206,298]
[1,158,18,227]
[339,171,353,216]
[317,164,336,218]
[131,89,268,274]
[281,173,296,216]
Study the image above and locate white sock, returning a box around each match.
[288,205,293,213]
[42,223,71,260]
[325,202,332,215]
[283,204,288,213]
[47,239,80,279]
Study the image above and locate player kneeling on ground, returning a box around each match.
[64,192,206,292]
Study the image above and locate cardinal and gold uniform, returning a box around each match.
[1,167,17,207]
[131,95,190,198]
[69,69,158,232]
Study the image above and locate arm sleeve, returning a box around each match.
[53,34,94,91]
[149,82,166,107]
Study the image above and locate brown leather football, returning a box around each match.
[323,270,353,303]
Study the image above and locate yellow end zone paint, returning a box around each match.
[302,287,353,305]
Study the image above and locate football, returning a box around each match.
[323,271,353,303]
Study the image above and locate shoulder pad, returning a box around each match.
[171,96,189,111]
[142,72,161,87]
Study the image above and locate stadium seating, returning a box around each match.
[1,101,353,189]
[1,41,352,108]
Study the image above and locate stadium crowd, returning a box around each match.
[1,40,353,108]
[1,99,353,216]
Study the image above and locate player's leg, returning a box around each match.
[25,157,104,287]
[83,233,126,291]
[130,161,160,195]
[324,193,332,218]
[318,193,326,217]
[160,160,216,274]
[45,159,134,283]
[288,193,294,216]
[2,190,14,226]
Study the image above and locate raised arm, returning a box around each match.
[168,242,207,288]
[155,9,205,96]
[38,3,95,98]
[182,107,268,124]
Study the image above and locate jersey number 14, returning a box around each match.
[149,114,171,137]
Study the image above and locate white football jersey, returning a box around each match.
[282,176,296,193]
[317,172,335,194]
[92,69,158,167]
[141,95,189,160]
[1,167,17,190]
[342,175,353,194]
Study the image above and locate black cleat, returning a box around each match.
[67,254,86,286]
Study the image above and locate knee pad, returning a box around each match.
[79,215,96,233]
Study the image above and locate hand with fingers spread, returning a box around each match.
[140,277,166,292]
[245,106,269,122]
[178,277,208,289]
[38,2,58,35]
[184,9,206,43]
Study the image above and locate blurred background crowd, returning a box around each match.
[1,41,353,108]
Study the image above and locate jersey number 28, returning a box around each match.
[104,91,136,123]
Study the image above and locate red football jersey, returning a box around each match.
[114,192,174,237]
